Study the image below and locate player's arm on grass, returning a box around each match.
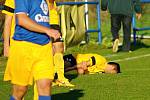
[65,62,89,74]
[16,13,60,40]
[3,15,12,57]
[64,65,78,72]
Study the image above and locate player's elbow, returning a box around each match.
[16,17,24,26]
[16,13,27,26]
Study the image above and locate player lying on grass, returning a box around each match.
[53,53,120,86]
[63,53,121,74]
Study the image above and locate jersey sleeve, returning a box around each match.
[15,0,30,14]
[2,0,14,16]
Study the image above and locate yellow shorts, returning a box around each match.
[4,41,54,86]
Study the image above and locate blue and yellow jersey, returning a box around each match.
[2,0,15,44]
[14,0,50,45]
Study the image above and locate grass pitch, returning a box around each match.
[0,39,150,100]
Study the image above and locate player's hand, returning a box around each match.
[46,29,60,40]
[136,13,142,20]
[81,61,88,70]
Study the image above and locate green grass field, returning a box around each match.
[0,38,150,100]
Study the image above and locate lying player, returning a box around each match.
[63,53,121,74]
[53,53,120,86]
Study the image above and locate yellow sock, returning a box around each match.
[54,53,65,80]
[33,83,38,100]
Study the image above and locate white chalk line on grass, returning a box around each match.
[105,54,119,58]
[124,68,150,72]
[0,53,150,75]
[111,53,150,62]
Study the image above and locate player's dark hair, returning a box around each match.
[107,62,121,73]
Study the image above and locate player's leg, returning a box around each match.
[4,41,34,100]
[111,14,121,52]
[53,42,64,79]
[33,42,54,99]
[50,25,64,79]
[36,79,52,97]
[122,15,132,52]
[33,80,52,100]
[53,42,75,87]
[10,85,28,100]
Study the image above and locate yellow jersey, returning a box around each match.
[2,0,15,44]
[75,54,107,74]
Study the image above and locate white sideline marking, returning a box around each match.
[0,54,150,75]
[111,54,150,62]
[124,68,150,71]
[105,54,119,57]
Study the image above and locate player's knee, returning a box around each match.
[58,47,64,53]
[55,46,64,53]
[53,43,64,53]
[36,79,52,95]
[38,80,51,89]
[12,85,28,99]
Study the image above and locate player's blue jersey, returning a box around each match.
[14,0,50,45]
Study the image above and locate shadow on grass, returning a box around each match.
[131,39,150,51]
[52,89,84,100]
[54,72,78,81]
[65,73,78,81]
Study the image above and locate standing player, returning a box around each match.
[3,0,60,100]
[34,0,74,100]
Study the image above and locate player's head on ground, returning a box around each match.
[104,62,121,74]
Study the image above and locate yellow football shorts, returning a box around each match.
[4,40,54,86]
